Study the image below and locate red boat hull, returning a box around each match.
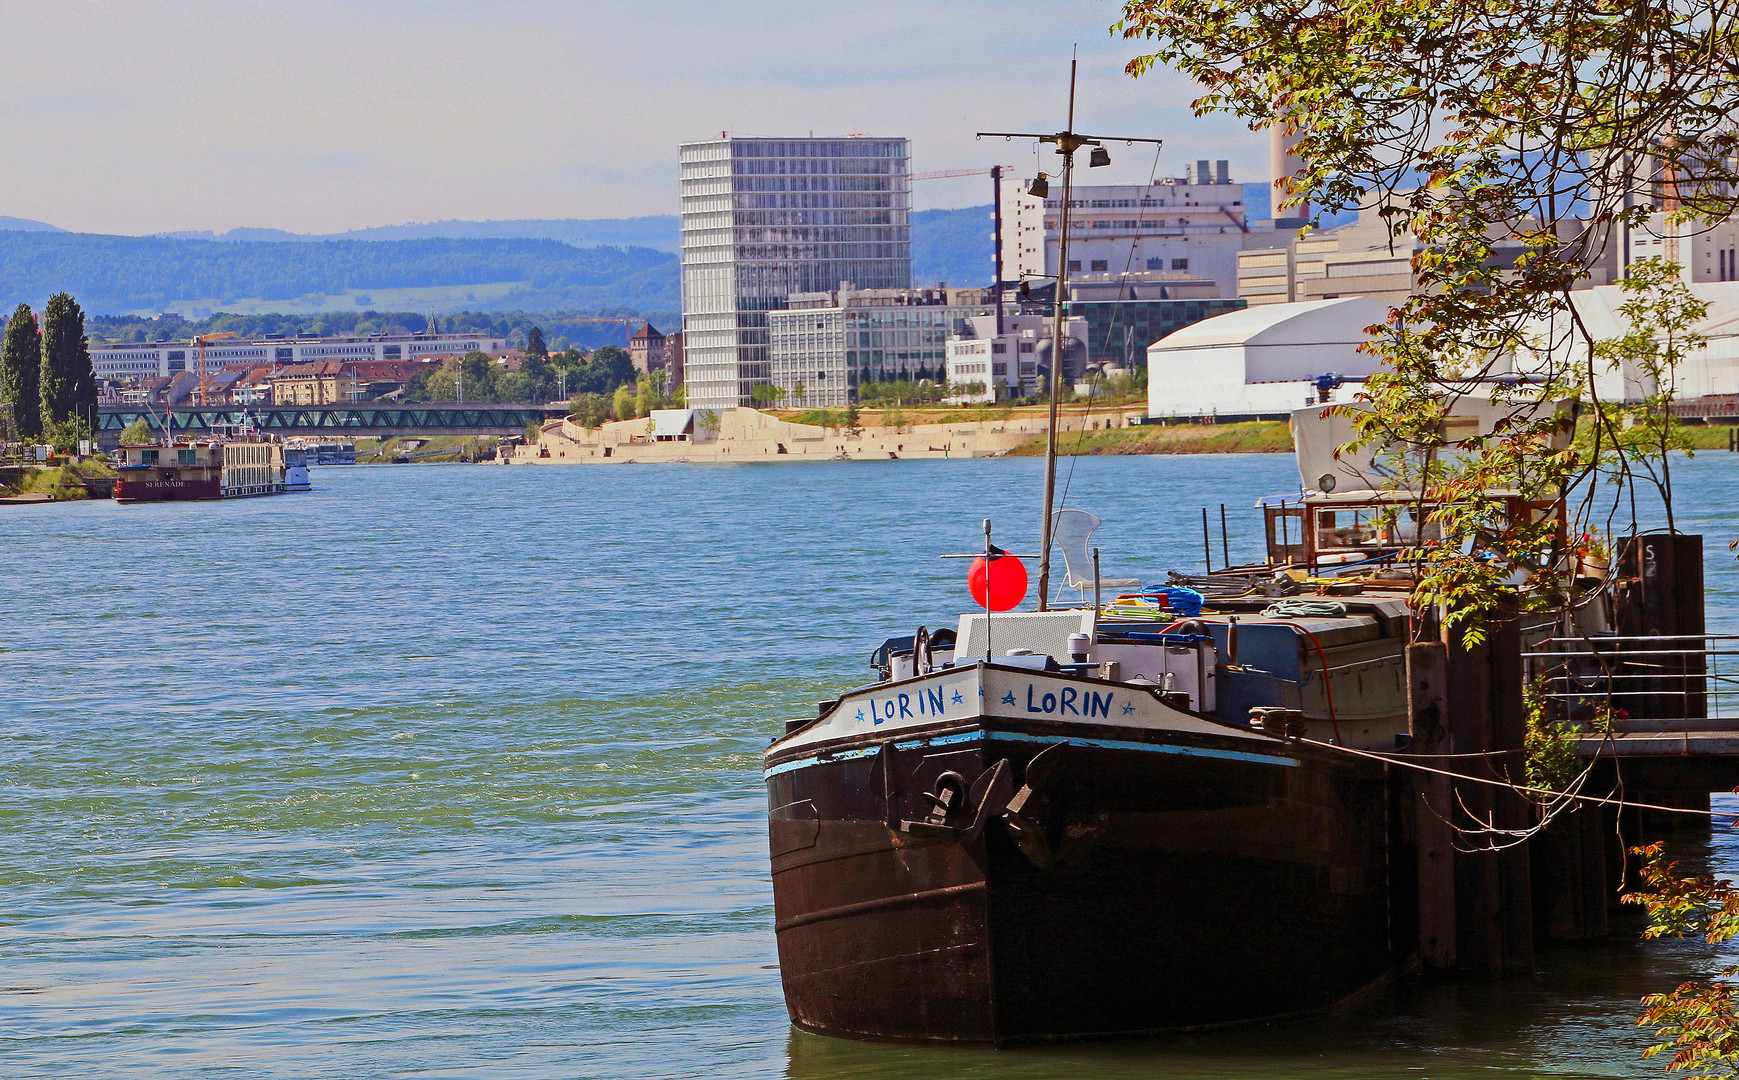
[114,474,222,502]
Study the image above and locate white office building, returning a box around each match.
[91,331,508,381]
[680,136,912,411]
[768,287,994,408]
[945,313,1088,403]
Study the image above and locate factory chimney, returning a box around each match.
[1269,121,1310,226]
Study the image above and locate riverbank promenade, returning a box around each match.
[501,407,1136,465]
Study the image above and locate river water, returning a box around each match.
[3,454,1739,1078]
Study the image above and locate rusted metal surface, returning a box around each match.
[765,721,1395,1042]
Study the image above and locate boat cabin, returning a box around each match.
[115,439,286,500]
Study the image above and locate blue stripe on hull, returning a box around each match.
[764,728,1298,779]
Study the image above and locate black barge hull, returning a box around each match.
[766,672,1394,1042]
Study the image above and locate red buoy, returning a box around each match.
[969,553,1028,611]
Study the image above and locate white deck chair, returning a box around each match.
[1050,509,1141,603]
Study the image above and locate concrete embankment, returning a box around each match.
[501,408,1136,465]
[501,408,1302,465]
[505,409,1739,464]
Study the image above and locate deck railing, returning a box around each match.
[1522,634,1739,729]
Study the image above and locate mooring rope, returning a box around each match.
[1297,735,1739,821]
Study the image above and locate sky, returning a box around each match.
[0,0,1275,236]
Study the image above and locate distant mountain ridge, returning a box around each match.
[158,216,685,253]
[151,209,1007,282]
[3,196,1337,318]
[0,215,64,233]
[0,207,1007,317]
[0,232,679,317]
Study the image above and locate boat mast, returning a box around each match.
[1037,60,1079,612]
[979,63,1161,612]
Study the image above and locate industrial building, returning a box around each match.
[1147,280,1739,418]
[1527,280,1739,403]
[1145,296,1389,417]
[1067,296,1247,370]
[679,136,912,411]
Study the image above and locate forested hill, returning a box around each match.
[0,232,678,316]
[0,205,999,317]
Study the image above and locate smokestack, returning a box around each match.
[1269,123,1309,223]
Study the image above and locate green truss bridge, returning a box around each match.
[100,403,566,440]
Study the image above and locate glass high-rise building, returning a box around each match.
[679,136,912,411]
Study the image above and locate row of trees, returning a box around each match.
[87,309,673,354]
[751,379,991,410]
[1,294,96,445]
[568,370,680,428]
[398,344,643,406]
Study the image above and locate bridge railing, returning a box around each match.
[1523,634,1739,730]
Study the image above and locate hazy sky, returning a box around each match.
[1,0,1273,235]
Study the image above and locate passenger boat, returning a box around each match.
[282,441,313,493]
[310,439,356,465]
[115,419,302,502]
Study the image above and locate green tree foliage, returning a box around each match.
[636,371,665,417]
[581,346,635,395]
[39,292,94,432]
[524,325,547,357]
[0,303,42,440]
[119,417,154,445]
[749,383,785,408]
[1115,0,1739,644]
[1588,260,1707,535]
[516,353,557,404]
[1626,844,1739,1076]
[857,380,959,405]
[43,417,88,455]
[412,351,501,403]
[612,384,637,422]
[569,392,608,428]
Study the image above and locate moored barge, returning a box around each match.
[115,437,295,502]
[764,393,1566,1043]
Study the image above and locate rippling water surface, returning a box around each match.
[4,454,1739,1078]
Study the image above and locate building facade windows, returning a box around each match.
[680,136,912,411]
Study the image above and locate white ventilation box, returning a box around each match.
[955,610,1096,665]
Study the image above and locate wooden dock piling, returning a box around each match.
[1407,619,1534,974]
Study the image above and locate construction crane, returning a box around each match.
[562,317,638,347]
[193,331,237,407]
[910,167,1010,182]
